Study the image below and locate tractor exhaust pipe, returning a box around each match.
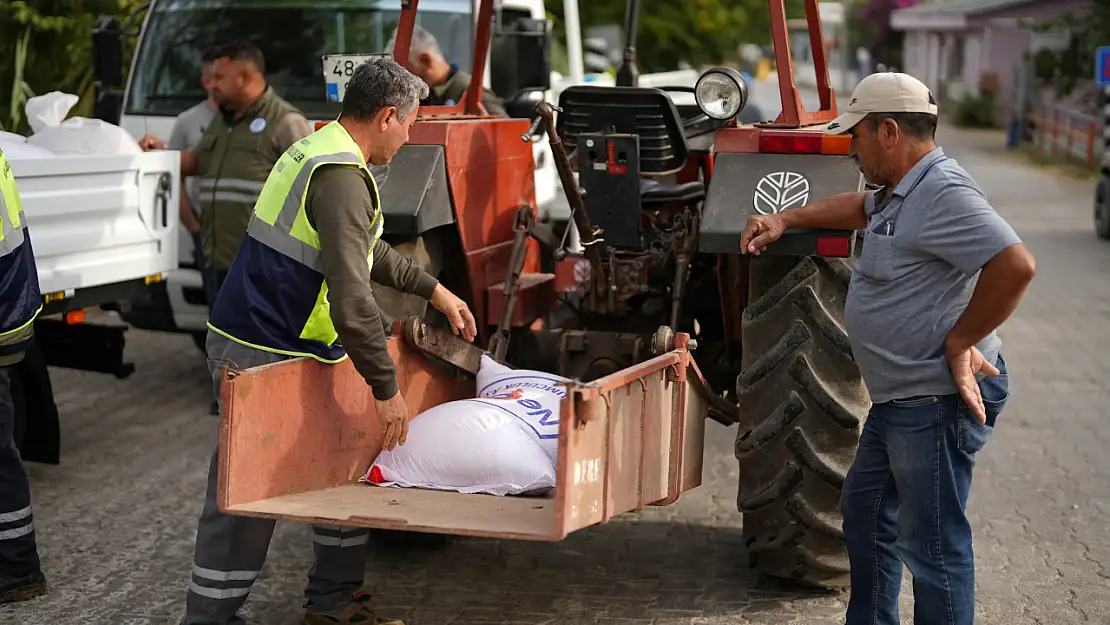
[614,0,639,87]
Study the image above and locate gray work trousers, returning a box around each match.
[0,366,41,577]
[181,331,370,625]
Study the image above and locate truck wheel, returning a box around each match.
[735,255,869,589]
[1095,175,1110,240]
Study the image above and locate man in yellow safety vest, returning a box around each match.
[180,57,476,625]
[0,147,48,605]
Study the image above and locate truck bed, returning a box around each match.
[216,329,710,540]
[9,151,180,299]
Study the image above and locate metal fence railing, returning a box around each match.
[1027,103,1105,169]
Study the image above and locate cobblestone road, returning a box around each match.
[3,125,1107,624]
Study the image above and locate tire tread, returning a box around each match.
[735,256,868,589]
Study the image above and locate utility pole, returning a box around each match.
[564,0,584,84]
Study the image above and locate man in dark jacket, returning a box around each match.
[0,148,47,604]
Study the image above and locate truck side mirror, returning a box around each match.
[92,15,124,87]
[490,18,552,101]
[93,90,125,125]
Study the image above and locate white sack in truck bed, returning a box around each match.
[362,356,570,496]
[0,132,55,159]
[23,91,140,156]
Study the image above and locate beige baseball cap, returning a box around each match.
[823,72,938,135]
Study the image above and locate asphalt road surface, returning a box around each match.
[3,122,1107,624]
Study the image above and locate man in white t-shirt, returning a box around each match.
[167,49,219,267]
[165,49,219,414]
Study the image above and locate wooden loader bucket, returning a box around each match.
[215,330,710,540]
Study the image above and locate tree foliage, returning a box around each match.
[544,0,808,74]
[0,0,145,133]
[1026,3,1110,99]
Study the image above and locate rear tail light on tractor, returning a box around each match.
[758,131,852,156]
[815,236,852,258]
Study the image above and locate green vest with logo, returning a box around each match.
[196,86,302,270]
[206,121,382,362]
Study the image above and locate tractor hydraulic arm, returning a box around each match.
[486,205,534,363]
[526,102,606,274]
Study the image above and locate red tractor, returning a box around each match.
[296,0,867,589]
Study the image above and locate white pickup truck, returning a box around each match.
[7,150,179,462]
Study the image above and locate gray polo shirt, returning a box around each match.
[843,147,1022,404]
[167,101,217,217]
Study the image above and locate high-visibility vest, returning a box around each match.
[0,148,42,363]
[206,121,382,363]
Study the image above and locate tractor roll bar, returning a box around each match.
[392,0,418,69]
[768,0,838,128]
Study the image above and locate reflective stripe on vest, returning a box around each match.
[0,150,43,353]
[0,155,26,258]
[0,198,26,258]
[206,121,381,362]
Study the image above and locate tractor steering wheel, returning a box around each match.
[656,85,709,129]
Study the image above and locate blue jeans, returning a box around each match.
[842,354,1009,625]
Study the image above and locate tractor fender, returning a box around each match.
[378,145,455,237]
[700,152,865,256]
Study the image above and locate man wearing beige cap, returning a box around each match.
[741,72,1037,624]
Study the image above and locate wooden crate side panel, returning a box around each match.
[555,394,608,536]
[679,365,710,494]
[555,352,686,536]
[218,338,472,509]
[603,368,675,516]
[640,370,675,504]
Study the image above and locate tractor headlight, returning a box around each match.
[695,67,749,121]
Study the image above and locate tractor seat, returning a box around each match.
[640,179,706,205]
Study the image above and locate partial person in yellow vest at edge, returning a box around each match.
[0,148,48,605]
[181,57,476,625]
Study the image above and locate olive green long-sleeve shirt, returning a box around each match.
[304,165,439,400]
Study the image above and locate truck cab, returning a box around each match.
[107,0,552,346]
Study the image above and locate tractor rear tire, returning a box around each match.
[735,255,869,589]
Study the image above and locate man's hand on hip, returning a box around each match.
[945,344,1000,424]
[376,391,410,451]
[430,284,478,342]
[741,214,787,255]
